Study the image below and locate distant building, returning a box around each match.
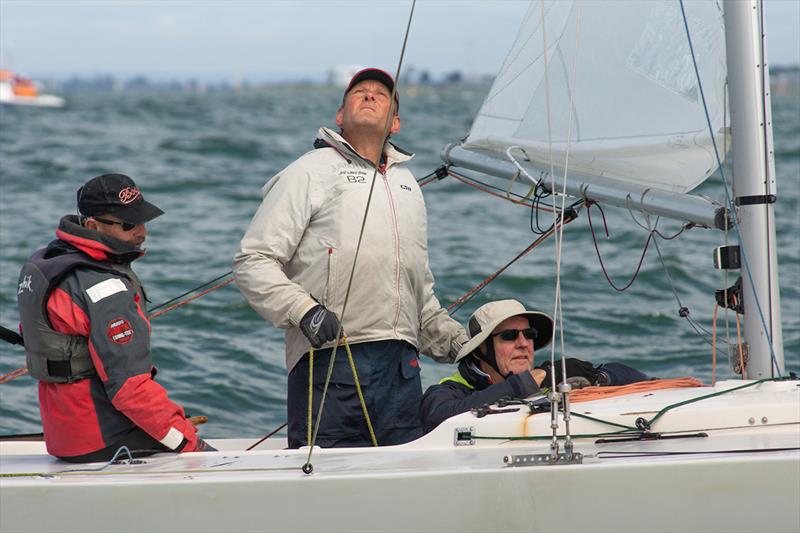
[328,65,365,87]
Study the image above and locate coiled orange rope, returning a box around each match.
[569,377,704,403]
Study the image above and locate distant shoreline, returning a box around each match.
[21,65,800,95]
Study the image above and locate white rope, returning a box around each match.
[548,2,582,456]
[536,0,559,383]
[537,1,582,382]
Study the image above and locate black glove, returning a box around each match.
[299,305,340,348]
[536,358,601,388]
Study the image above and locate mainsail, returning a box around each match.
[458,0,727,196]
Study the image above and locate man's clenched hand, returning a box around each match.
[299,305,340,348]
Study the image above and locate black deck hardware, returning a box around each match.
[735,194,777,206]
[595,432,708,444]
[714,245,741,270]
[715,276,744,314]
[470,406,521,418]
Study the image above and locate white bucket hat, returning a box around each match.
[455,299,554,362]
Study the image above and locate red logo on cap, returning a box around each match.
[107,318,134,344]
[118,187,141,204]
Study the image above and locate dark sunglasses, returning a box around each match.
[491,327,538,342]
[92,217,137,232]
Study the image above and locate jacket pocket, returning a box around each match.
[400,350,421,380]
[393,349,423,432]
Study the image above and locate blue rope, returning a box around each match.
[59,446,136,473]
[678,0,780,376]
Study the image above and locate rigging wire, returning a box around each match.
[1,271,238,384]
[148,271,233,314]
[304,0,418,471]
[678,0,780,376]
[547,0,582,456]
[423,167,582,240]
[586,201,654,293]
[0,367,28,384]
[447,169,560,214]
[446,209,579,317]
[537,0,567,454]
[246,422,288,451]
[623,197,694,241]
[537,0,556,375]
[149,277,236,319]
[589,199,733,358]
[648,222,734,357]
[415,166,448,188]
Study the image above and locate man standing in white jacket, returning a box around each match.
[234,68,468,448]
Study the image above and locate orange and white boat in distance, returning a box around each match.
[0,69,65,108]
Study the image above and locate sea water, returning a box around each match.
[1,85,797,437]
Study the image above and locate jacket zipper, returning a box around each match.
[324,247,334,307]
[380,173,402,333]
[333,132,404,331]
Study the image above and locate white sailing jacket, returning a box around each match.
[234,128,467,372]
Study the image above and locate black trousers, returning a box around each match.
[57,426,173,463]
[287,340,424,448]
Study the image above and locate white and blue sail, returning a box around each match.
[444,0,729,227]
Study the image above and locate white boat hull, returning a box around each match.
[2,380,798,532]
[0,94,65,108]
[2,444,798,533]
[0,81,65,108]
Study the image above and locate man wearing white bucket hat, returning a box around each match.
[420,299,648,433]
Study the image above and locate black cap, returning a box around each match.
[344,68,399,108]
[77,173,164,224]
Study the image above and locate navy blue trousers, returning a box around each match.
[287,340,423,449]
[596,362,649,386]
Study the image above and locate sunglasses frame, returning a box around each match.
[92,217,137,232]
[491,327,538,342]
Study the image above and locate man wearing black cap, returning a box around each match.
[17,173,213,462]
[235,68,468,448]
[420,300,649,433]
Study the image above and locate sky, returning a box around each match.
[1,0,798,82]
